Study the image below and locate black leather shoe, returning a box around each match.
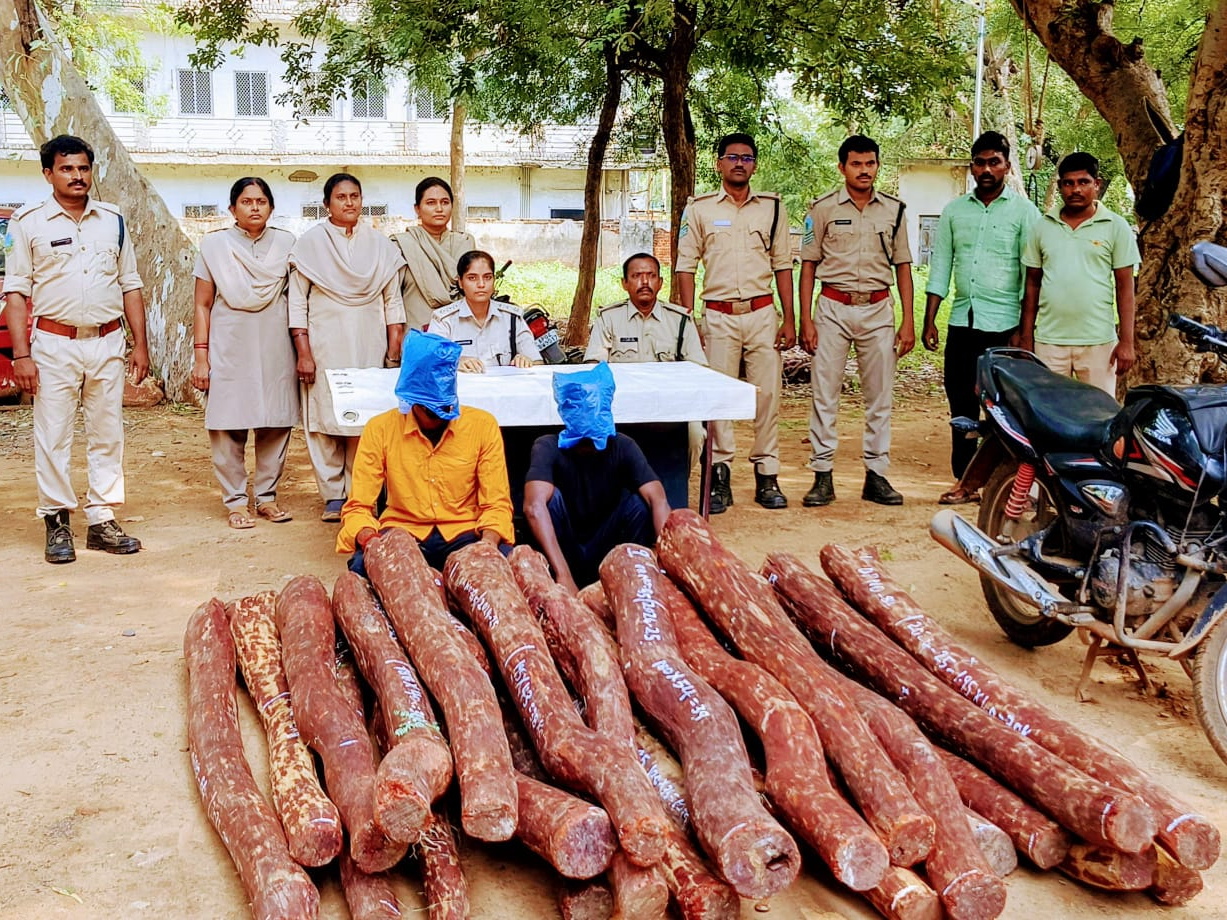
[86,520,142,554]
[862,471,904,506]
[754,472,788,509]
[709,462,731,514]
[802,471,835,507]
[44,511,76,564]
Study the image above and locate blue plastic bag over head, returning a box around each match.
[396,330,461,420]
[554,363,616,449]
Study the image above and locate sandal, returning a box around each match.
[256,502,292,523]
[320,499,344,523]
[228,510,257,530]
[938,487,980,505]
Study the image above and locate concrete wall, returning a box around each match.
[899,160,969,261]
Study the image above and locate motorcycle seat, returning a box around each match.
[992,359,1121,452]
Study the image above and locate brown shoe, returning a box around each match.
[86,520,141,554]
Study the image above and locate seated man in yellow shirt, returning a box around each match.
[338,330,514,575]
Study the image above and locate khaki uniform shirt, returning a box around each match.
[584,299,708,365]
[802,188,911,293]
[427,299,542,366]
[2,196,141,324]
[674,188,791,302]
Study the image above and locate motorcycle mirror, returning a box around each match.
[1191,241,1227,288]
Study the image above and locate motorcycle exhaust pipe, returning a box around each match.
[930,509,1071,618]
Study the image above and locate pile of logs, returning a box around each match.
[185,510,1221,920]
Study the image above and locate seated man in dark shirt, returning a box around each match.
[524,363,670,592]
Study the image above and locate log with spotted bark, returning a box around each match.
[600,542,800,898]
[227,593,343,867]
[819,543,1219,871]
[185,598,320,920]
[863,867,941,920]
[339,850,402,920]
[365,530,518,842]
[656,510,933,867]
[762,551,1157,855]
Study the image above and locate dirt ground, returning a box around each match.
[1,387,1225,920]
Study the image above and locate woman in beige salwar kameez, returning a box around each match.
[191,177,298,529]
[288,173,406,522]
[392,176,475,330]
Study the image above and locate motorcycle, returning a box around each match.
[931,241,1227,766]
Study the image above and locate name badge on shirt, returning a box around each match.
[833,219,853,226]
[50,237,73,247]
[713,219,732,227]
[619,336,639,343]
[455,339,474,345]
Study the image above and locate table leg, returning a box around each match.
[699,420,713,520]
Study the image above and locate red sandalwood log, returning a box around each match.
[936,750,1070,869]
[559,879,614,920]
[863,867,941,920]
[608,851,670,918]
[600,543,800,898]
[515,772,618,878]
[577,582,616,632]
[1152,844,1204,905]
[659,575,889,892]
[444,541,670,867]
[965,809,1017,878]
[418,814,471,920]
[339,850,402,920]
[1059,842,1157,890]
[227,593,343,867]
[185,598,320,920]
[275,577,408,873]
[656,510,933,867]
[763,551,1157,854]
[366,530,518,842]
[822,543,1216,869]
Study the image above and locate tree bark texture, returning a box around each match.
[450,99,467,233]
[661,0,697,298]
[565,43,622,348]
[0,0,199,400]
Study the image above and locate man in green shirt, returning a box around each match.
[922,132,1039,504]
[1020,151,1140,396]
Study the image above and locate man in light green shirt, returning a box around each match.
[1021,151,1140,396]
[922,131,1039,503]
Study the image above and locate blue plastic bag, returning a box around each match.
[554,363,616,449]
[396,330,461,420]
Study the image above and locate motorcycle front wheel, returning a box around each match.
[977,461,1075,648]
[1191,620,1227,767]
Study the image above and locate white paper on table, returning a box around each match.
[326,362,757,434]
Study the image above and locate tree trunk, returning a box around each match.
[1,0,198,401]
[986,46,1026,196]
[450,99,467,233]
[564,43,621,349]
[661,1,696,304]
[1010,0,1226,385]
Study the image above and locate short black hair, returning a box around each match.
[1058,151,1099,179]
[457,249,495,276]
[229,177,274,209]
[415,176,453,206]
[622,252,660,279]
[323,172,361,204]
[971,131,1010,160]
[40,135,94,170]
[717,133,757,158]
[838,135,880,165]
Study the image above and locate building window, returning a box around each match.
[550,208,584,221]
[351,77,386,119]
[178,70,214,116]
[363,204,388,217]
[184,204,220,218]
[235,71,269,118]
[408,84,448,120]
[0,86,10,110]
[467,205,501,221]
[112,76,146,115]
[302,204,387,219]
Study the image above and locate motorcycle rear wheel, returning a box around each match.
[1191,620,1227,767]
[977,461,1075,648]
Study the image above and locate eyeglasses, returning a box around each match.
[720,154,757,165]
[972,157,1005,168]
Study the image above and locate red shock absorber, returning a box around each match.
[1004,463,1037,520]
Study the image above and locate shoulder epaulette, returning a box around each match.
[10,201,41,220]
[877,191,903,204]
[809,191,838,209]
[756,191,781,200]
[93,200,122,214]
[434,302,461,317]
[691,190,720,202]
[495,302,525,317]
[659,301,691,318]
[597,300,629,315]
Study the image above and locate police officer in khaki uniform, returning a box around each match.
[675,133,795,512]
[586,251,707,466]
[2,135,148,563]
[798,135,914,508]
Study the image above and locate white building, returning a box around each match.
[0,0,652,241]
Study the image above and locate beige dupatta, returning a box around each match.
[288,222,405,306]
[394,226,474,310]
[199,226,292,312]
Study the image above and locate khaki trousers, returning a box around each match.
[1033,341,1118,397]
[807,294,896,475]
[209,428,293,511]
[30,327,127,525]
[704,306,781,475]
[301,385,358,501]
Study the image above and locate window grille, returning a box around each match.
[351,78,386,119]
[178,70,214,116]
[184,204,220,218]
[302,204,388,218]
[408,85,448,120]
[235,72,269,118]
